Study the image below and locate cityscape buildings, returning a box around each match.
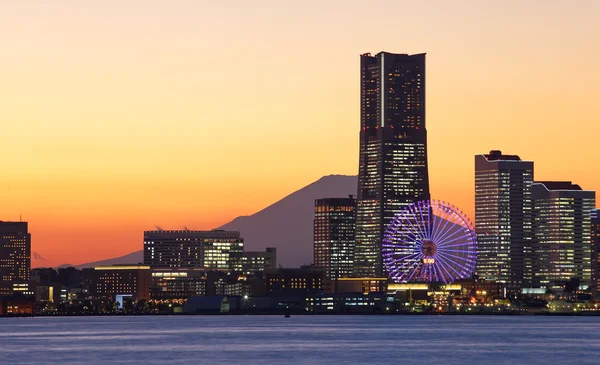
[475,151,534,292]
[355,52,430,278]
[0,221,31,296]
[241,248,277,275]
[265,267,324,295]
[143,230,243,271]
[150,268,208,300]
[203,235,244,272]
[92,265,151,301]
[3,52,600,317]
[530,182,595,291]
[313,196,356,280]
[591,209,600,298]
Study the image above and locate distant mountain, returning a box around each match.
[61,174,358,269]
[219,174,358,267]
[57,250,144,270]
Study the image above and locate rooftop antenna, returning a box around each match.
[183,226,190,231]
[154,225,163,231]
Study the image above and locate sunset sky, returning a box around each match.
[2,1,599,267]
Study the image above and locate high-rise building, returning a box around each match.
[355,52,430,278]
[314,196,356,280]
[591,209,600,298]
[0,221,31,296]
[530,182,595,291]
[475,151,533,291]
[143,230,243,271]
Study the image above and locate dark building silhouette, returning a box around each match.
[242,247,276,275]
[475,151,533,292]
[590,209,599,298]
[530,182,595,292]
[314,196,356,280]
[144,230,243,271]
[265,267,324,295]
[0,221,31,296]
[355,52,430,277]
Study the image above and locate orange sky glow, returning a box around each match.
[1,1,599,267]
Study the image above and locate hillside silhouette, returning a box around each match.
[59,175,358,268]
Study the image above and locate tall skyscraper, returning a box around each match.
[475,151,533,291]
[144,230,243,272]
[0,221,31,296]
[314,196,356,280]
[355,52,430,277]
[530,182,595,291]
[590,209,599,298]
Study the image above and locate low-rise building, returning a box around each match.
[330,277,388,294]
[0,294,34,315]
[150,268,207,300]
[92,265,151,301]
[242,248,276,274]
[310,292,388,313]
[265,267,324,295]
[35,284,62,303]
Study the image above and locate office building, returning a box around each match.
[241,248,276,274]
[203,236,244,272]
[355,52,430,277]
[150,268,207,300]
[0,221,31,296]
[475,150,534,291]
[265,268,324,295]
[144,230,243,271]
[34,284,61,304]
[314,196,356,280]
[592,209,600,298]
[529,182,595,291]
[92,265,151,301]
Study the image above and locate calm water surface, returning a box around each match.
[0,315,598,364]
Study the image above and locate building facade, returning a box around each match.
[529,182,595,291]
[92,265,151,301]
[143,230,243,271]
[150,268,207,300]
[475,151,534,291]
[203,237,244,272]
[0,221,31,296]
[314,196,356,280]
[355,52,430,278]
[242,248,276,275]
[265,268,324,295]
[592,209,600,298]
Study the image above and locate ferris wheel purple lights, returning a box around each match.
[382,200,477,284]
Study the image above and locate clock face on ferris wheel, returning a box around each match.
[382,200,477,284]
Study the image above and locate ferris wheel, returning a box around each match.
[382,200,477,284]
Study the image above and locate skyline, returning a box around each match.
[2,1,600,267]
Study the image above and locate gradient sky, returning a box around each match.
[2,1,599,267]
